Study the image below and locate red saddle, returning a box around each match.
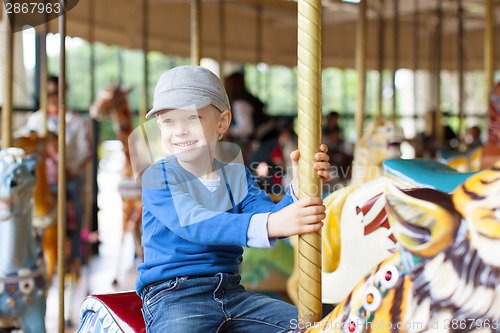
[78,291,146,333]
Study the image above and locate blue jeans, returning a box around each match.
[141,273,298,332]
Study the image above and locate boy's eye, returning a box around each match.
[188,115,200,120]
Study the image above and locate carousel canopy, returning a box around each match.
[30,0,499,71]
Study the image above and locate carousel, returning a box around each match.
[1,0,500,332]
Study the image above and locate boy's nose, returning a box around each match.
[173,123,188,136]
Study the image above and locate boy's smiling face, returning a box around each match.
[156,105,231,163]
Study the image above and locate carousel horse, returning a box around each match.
[0,148,48,333]
[441,81,500,173]
[314,158,473,305]
[15,133,58,285]
[90,84,143,285]
[287,119,404,305]
[286,161,500,333]
[350,119,404,185]
[437,145,484,173]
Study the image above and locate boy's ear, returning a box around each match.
[217,110,231,134]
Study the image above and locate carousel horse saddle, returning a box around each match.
[77,291,145,333]
[382,158,477,193]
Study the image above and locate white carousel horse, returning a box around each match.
[0,148,48,333]
[90,84,143,286]
[285,161,500,333]
[320,158,475,304]
[288,155,476,306]
[350,119,404,185]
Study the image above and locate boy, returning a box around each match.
[137,66,330,332]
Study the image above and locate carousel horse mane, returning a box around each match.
[0,148,47,333]
[287,161,500,333]
[351,119,404,185]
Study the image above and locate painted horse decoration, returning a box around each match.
[286,160,500,333]
[90,84,143,285]
[0,148,47,333]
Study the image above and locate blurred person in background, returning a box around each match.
[25,75,93,271]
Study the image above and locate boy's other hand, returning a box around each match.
[290,144,331,196]
[267,197,326,238]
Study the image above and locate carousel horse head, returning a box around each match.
[0,148,39,221]
[352,119,404,184]
[0,148,47,333]
[90,83,133,121]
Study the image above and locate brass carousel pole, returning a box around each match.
[39,18,48,138]
[297,0,322,325]
[485,0,494,90]
[218,0,225,76]
[1,4,14,149]
[256,5,264,98]
[191,0,201,66]
[84,0,96,294]
[356,0,367,141]
[57,1,67,331]
[392,0,399,121]
[435,0,443,147]
[413,0,419,127]
[140,0,148,122]
[377,0,384,120]
[457,0,464,149]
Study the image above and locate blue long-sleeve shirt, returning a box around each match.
[136,157,294,295]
